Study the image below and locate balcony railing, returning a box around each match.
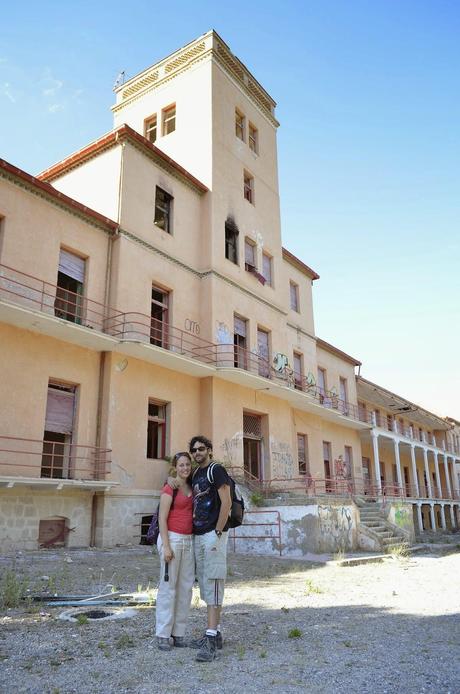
[105,313,217,365]
[0,435,111,481]
[0,263,375,426]
[0,264,120,331]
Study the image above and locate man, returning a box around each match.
[188,435,232,662]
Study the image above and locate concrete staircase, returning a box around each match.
[356,498,408,551]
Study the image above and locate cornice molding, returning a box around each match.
[112,31,279,127]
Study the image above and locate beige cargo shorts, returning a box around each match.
[194,531,228,606]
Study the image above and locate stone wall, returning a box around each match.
[229,501,359,557]
[0,489,93,551]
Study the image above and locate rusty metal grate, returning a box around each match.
[243,413,262,439]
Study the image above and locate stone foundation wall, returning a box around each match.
[0,489,93,551]
[230,502,359,557]
[96,492,160,547]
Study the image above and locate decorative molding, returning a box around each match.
[113,31,279,127]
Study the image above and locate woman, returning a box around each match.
[155,451,195,651]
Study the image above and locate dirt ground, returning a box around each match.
[1,546,459,693]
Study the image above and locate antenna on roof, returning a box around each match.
[113,71,126,91]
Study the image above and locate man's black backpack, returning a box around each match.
[146,489,178,545]
[206,463,245,529]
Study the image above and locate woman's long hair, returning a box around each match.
[171,451,193,486]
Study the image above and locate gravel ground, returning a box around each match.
[1,546,459,694]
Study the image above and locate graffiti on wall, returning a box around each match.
[393,503,412,529]
[270,438,294,479]
[318,504,353,549]
[334,455,351,480]
[184,318,200,335]
[220,432,243,466]
[215,321,232,344]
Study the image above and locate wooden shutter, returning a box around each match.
[234,316,246,337]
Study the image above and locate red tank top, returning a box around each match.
[162,484,193,535]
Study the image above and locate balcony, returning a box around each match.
[0,263,370,427]
[368,413,460,457]
[0,263,119,350]
[0,435,114,490]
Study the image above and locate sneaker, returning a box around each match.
[195,634,217,662]
[172,636,188,648]
[157,637,171,651]
[190,631,223,650]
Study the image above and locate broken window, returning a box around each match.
[150,285,169,348]
[243,171,254,204]
[248,122,258,153]
[144,114,157,143]
[234,315,248,369]
[162,104,176,136]
[289,281,299,312]
[243,413,262,480]
[244,238,256,270]
[262,252,272,286]
[323,441,332,492]
[293,352,303,390]
[54,249,85,324]
[225,217,239,264]
[41,382,76,479]
[297,434,309,476]
[235,109,245,140]
[147,400,167,459]
[154,187,173,234]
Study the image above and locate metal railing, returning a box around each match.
[0,263,121,331]
[105,313,217,364]
[0,435,111,481]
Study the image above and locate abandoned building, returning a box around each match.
[0,31,459,553]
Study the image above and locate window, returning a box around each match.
[162,104,176,136]
[225,217,239,264]
[262,252,272,286]
[297,434,309,475]
[339,377,348,414]
[243,413,262,480]
[244,238,256,270]
[234,315,248,369]
[374,409,381,427]
[387,414,394,432]
[293,352,303,390]
[54,249,85,325]
[344,446,353,478]
[243,171,254,204]
[358,401,367,422]
[147,401,167,459]
[235,109,245,140]
[257,327,270,377]
[323,441,332,492]
[144,115,157,143]
[290,281,299,312]
[154,187,173,233]
[42,382,76,479]
[150,285,169,347]
[248,122,258,153]
[318,367,327,400]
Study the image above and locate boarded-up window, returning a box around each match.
[234,316,247,369]
[262,252,272,286]
[293,352,303,390]
[290,281,299,312]
[257,328,270,377]
[38,517,67,547]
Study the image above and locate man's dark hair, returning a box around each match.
[189,435,213,452]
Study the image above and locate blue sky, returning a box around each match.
[1,1,459,418]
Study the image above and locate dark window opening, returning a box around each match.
[140,514,154,544]
[147,401,167,459]
[225,217,239,264]
[154,187,173,234]
[150,286,169,347]
[55,272,83,324]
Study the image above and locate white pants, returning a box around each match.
[155,532,195,638]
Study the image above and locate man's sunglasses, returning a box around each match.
[191,445,207,453]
